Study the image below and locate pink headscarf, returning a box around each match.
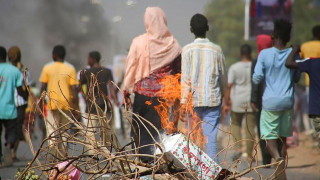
[123,7,181,94]
[256,34,272,55]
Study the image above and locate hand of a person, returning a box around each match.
[250,102,259,112]
[223,104,230,115]
[124,96,132,109]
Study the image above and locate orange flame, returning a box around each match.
[151,73,205,149]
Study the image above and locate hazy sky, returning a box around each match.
[101,0,210,54]
[0,0,210,81]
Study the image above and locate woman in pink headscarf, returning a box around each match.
[123,7,181,162]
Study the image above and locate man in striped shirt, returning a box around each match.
[181,13,227,161]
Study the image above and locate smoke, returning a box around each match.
[0,0,111,82]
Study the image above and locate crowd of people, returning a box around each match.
[0,6,319,180]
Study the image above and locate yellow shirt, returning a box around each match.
[39,62,78,110]
[300,40,320,86]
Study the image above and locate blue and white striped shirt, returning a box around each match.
[15,70,32,107]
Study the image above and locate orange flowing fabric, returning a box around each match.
[123,7,181,94]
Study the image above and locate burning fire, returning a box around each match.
[146,73,205,149]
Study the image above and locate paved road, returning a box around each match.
[1,128,319,180]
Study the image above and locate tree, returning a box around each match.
[291,0,320,44]
[205,0,254,67]
[205,0,320,67]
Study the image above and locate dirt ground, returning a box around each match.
[216,124,320,180]
[285,134,320,179]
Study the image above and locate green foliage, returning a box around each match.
[205,0,320,68]
[291,0,320,44]
[205,0,253,67]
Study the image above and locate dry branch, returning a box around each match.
[19,71,286,180]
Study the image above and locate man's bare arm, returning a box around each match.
[285,45,300,69]
[38,83,48,110]
[71,85,79,110]
[108,82,120,106]
[224,84,232,109]
[40,83,47,95]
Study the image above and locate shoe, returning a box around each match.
[274,157,287,180]
[3,146,13,167]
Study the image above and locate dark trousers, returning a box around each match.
[257,110,272,164]
[0,119,18,158]
[16,105,27,141]
[131,93,163,162]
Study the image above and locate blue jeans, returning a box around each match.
[193,106,221,162]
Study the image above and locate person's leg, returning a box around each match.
[279,109,293,156]
[140,96,163,161]
[96,109,113,150]
[199,106,221,162]
[131,96,142,157]
[193,107,204,148]
[272,110,292,180]
[131,93,162,162]
[273,136,287,180]
[311,116,320,147]
[230,111,243,152]
[45,110,61,161]
[121,107,131,140]
[278,137,287,158]
[46,110,58,145]
[38,114,47,141]
[59,110,71,155]
[302,113,312,134]
[3,119,18,166]
[13,105,27,160]
[257,110,272,165]
[311,116,320,133]
[85,113,99,154]
[260,110,282,160]
[266,139,281,160]
[244,112,256,158]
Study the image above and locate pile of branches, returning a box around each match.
[18,77,285,180]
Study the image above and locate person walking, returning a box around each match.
[224,44,256,161]
[7,46,33,161]
[253,19,297,180]
[80,51,119,152]
[39,45,79,158]
[286,45,320,148]
[299,25,320,137]
[123,7,181,163]
[181,13,227,162]
[0,46,27,167]
[300,25,320,93]
[251,34,273,165]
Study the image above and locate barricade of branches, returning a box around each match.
[18,72,286,180]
